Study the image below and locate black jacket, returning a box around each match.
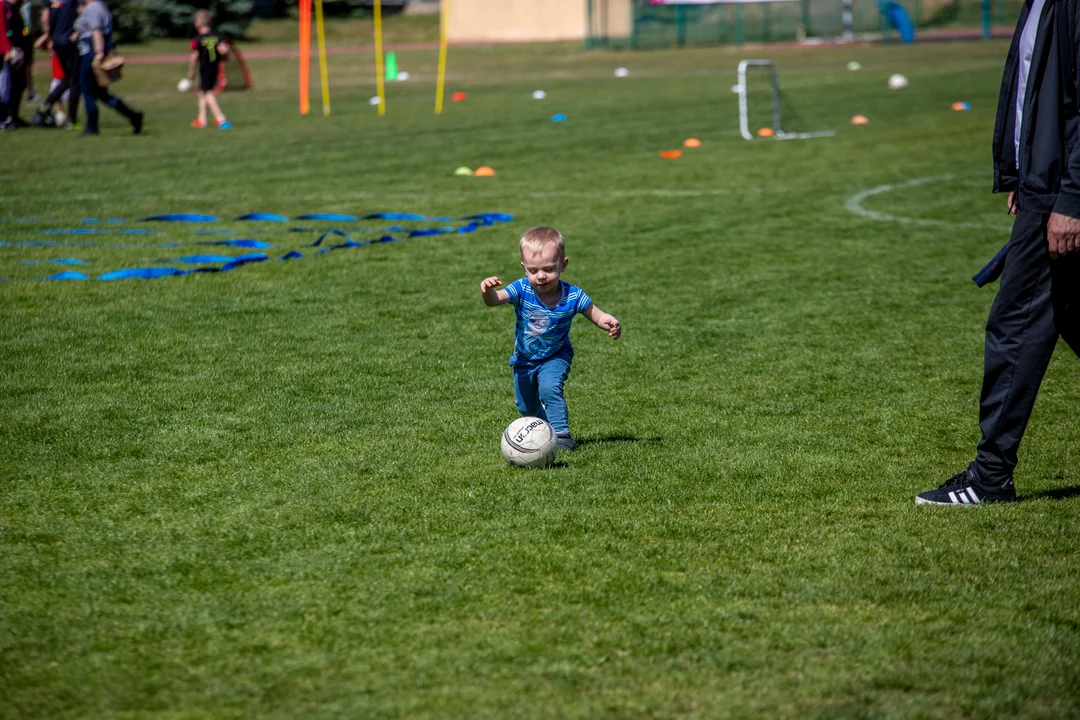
[993,0,1080,217]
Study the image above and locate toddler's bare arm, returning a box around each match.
[583,304,621,339]
[480,277,511,307]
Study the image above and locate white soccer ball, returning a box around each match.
[397,71,410,81]
[532,89,546,100]
[888,73,908,90]
[177,77,192,93]
[501,417,558,468]
[614,67,630,78]
[54,110,68,127]
[847,61,862,71]
[369,95,382,106]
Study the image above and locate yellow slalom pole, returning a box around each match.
[434,0,449,114]
[374,0,386,116]
[315,0,330,116]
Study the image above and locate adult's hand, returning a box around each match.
[1047,212,1080,259]
[1007,191,1016,214]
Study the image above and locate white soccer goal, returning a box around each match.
[733,59,835,141]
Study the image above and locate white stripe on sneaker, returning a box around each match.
[948,491,959,503]
[967,487,981,504]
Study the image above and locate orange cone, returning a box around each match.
[757,127,775,138]
[850,115,869,125]
[474,166,496,177]
[683,138,702,148]
[659,150,682,159]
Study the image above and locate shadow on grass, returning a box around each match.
[1021,485,1080,502]
[575,435,663,448]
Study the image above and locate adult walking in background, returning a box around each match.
[1,0,30,129]
[75,0,141,136]
[0,0,11,129]
[916,0,1080,505]
[35,0,81,128]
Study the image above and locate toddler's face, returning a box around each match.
[521,245,567,295]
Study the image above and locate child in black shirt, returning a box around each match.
[183,9,230,129]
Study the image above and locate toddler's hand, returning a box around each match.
[601,314,621,339]
[480,276,502,293]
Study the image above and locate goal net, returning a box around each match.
[733,59,834,140]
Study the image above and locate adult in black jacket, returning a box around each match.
[917,0,1080,505]
[35,0,80,127]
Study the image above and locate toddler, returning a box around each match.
[481,226,621,450]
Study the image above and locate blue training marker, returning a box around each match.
[552,113,567,123]
[206,239,272,249]
[235,213,290,222]
[177,254,236,264]
[99,267,181,280]
[142,214,219,222]
[296,213,359,222]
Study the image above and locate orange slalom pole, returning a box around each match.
[299,0,311,115]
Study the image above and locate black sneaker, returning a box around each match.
[131,112,144,135]
[556,434,576,451]
[30,110,55,128]
[916,467,1017,506]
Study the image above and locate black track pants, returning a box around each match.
[43,44,81,123]
[974,210,1080,485]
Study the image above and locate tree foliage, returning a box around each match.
[110,0,254,43]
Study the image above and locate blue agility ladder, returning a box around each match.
[1,211,514,281]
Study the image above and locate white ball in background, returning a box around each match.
[177,77,192,92]
[614,67,630,78]
[369,95,382,105]
[847,61,862,71]
[397,71,410,81]
[54,110,68,127]
[532,89,547,100]
[501,417,559,469]
[888,73,909,90]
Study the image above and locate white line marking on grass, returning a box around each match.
[845,174,1013,232]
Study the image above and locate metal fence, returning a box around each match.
[585,0,1023,48]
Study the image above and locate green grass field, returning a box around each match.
[2,38,1079,718]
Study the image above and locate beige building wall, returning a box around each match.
[447,0,632,43]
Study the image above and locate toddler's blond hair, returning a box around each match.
[519,226,565,259]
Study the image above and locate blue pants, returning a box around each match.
[80,53,137,133]
[513,353,572,436]
[0,62,10,122]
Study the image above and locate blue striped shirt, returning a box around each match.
[505,279,591,366]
